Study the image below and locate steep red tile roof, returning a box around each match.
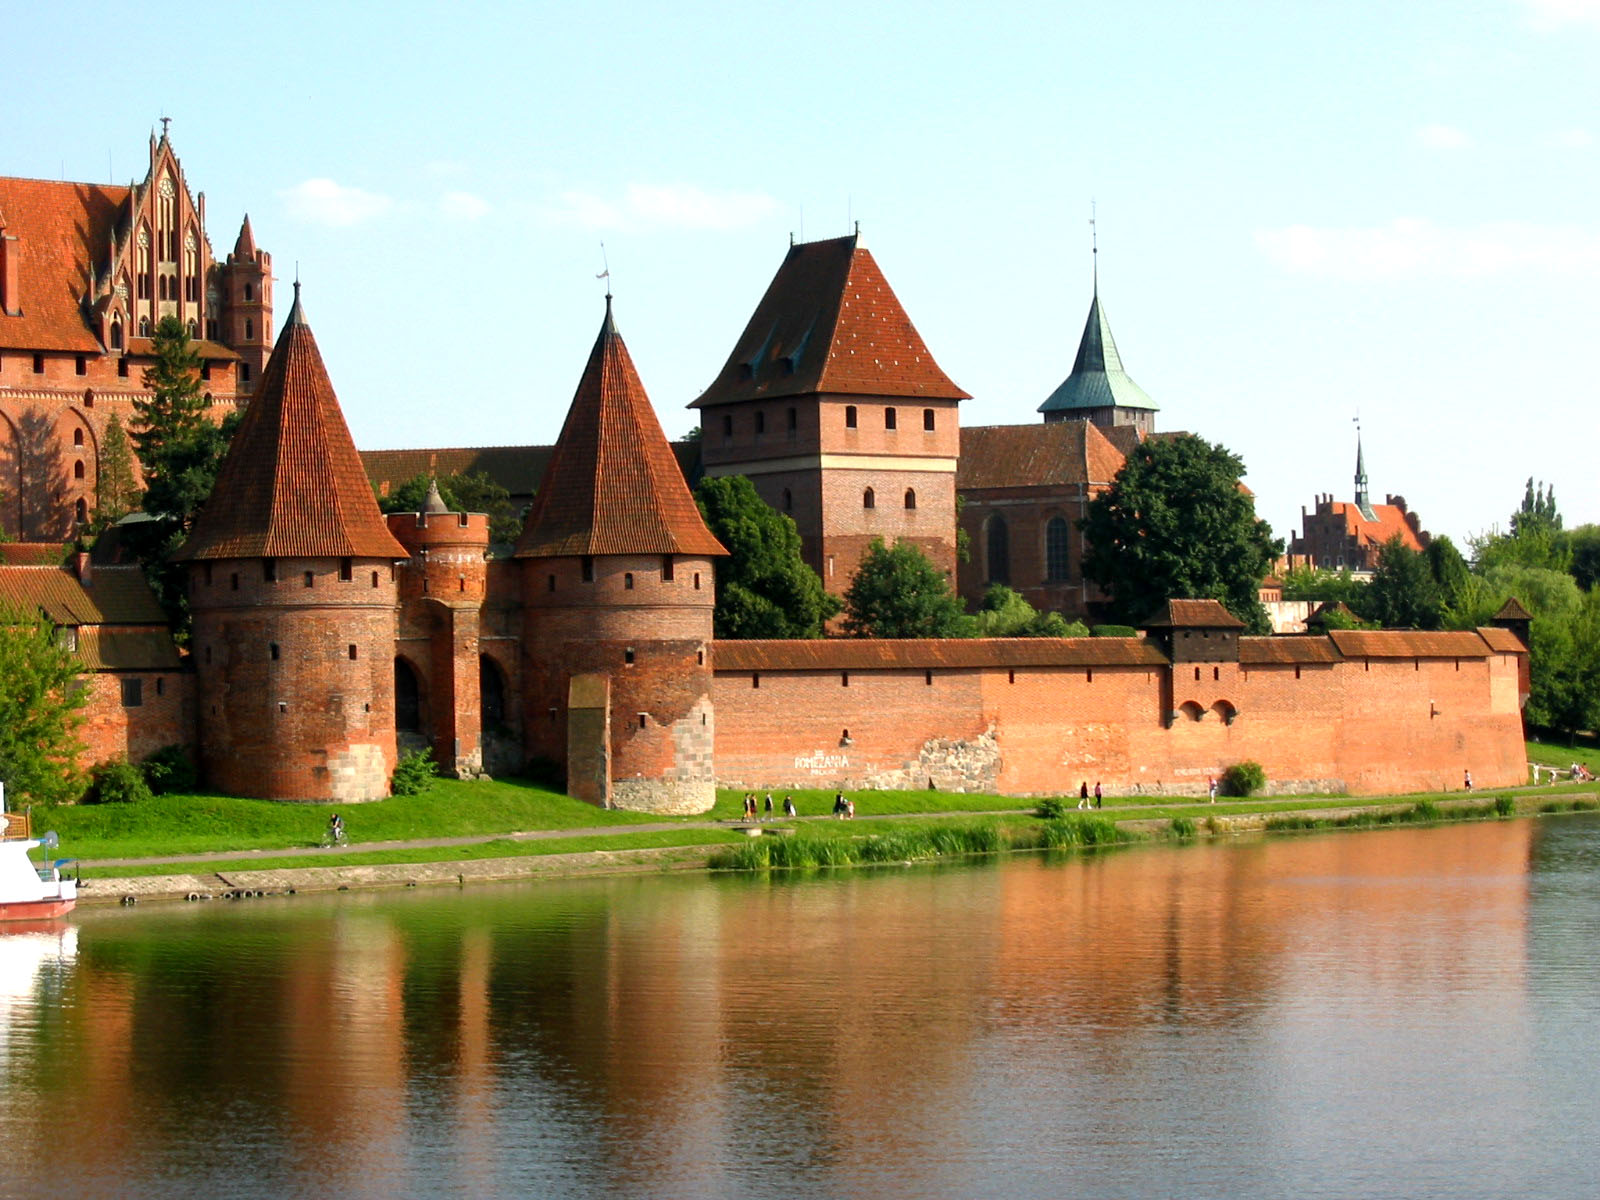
[0,176,129,351]
[692,234,968,408]
[957,421,1126,490]
[0,542,71,566]
[1321,501,1425,553]
[1142,599,1246,629]
[515,299,725,559]
[174,287,407,561]
[1327,629,1493,658]
[713,637,1167,672]
[1239,637,1342,664]
[1493,597,1532,621]
[232,214,257,259]
[0,563,167,625]
[1477,626,1527,654]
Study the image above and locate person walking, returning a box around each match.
[1208,776,1218,803]
[1079,781,1089,810]
[783,794,796,817]
[764,793,774,819]
[1464,769,1473,792]
[1094,782,1103,809]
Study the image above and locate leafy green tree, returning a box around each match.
[0,603,87,806]
[1568,524,1600,591]
[93,411,141,531]
[1472,477,1570,573]
[1424,535,1473,613]
[1279,564,1368,607]
[842,536,969,638]
[133,316,234,530]
[1079,434,1280,633]
[1365,537,1443,629]
[1524,592,1600,742]
[694,475,838,638]
[377,470,523,547]
[970,584,1088,637]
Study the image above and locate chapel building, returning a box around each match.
[0,126,270,539]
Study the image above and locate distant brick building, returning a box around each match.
[1288,437,1430,571]
[0,126,270,540]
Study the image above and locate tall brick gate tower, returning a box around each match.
[175,285,409,801]
[692,233,968,595]
[515,297,726,812]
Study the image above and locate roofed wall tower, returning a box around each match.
[692,233,968,597]
[516,298,726,813]
[221,215,272,395]
[174,284,408,801]
[388,480,492,779]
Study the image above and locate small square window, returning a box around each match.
[624,648,636,665]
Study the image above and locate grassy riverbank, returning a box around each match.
[22,742,1600,895]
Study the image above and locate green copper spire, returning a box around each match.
[1038,277,1157,419]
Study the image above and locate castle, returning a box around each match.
[0,127,270,540]
[0,133,1530,807]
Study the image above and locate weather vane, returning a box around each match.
[596,242,611,298]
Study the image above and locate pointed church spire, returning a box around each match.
[516,299,725,559]
[1038,264,1157,420]
[233,214,257,260]
[1354,425,1373,517]
[173,286,406,562]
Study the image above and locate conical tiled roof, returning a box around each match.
[174,286,407,562]
[692,234,968,407]
[232,214,257,259]
[1038,287,1157,416]
[515,299,726,559]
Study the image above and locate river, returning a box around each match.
[3,815,1597,1199]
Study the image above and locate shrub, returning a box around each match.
[1091,624,1138,638]
[87,759,153,805]
[1411,799,1441,822]
[141,744,197,795]
[1221,761,1267,797]
[1035,797,1072,820]
[1494,794,1516,817]
[1170,815,1197,839]
[391,749,440,796]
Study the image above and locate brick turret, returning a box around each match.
[388,480,492,778]
[515,297,726,813]
[174,284,408,801]
[222,215,272,394]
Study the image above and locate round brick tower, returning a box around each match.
[387,481,492,778]
[173,285,409,801]
[515,297,726,814]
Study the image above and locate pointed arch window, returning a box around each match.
[110,321,123,350]
[1046,516,1071,582]
[863,487,875,510]
[904,488,916,510]
[986,514,1011,585]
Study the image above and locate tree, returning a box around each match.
[0,603,87,806]
[1279,564,1368,607]
[694,475,839,638]
[1365,536,1443,629]
[841,537,969,638]
[1078,434,1280,633]
[1472,477,1570,573]
[93,411,141,531]
[1568,524,1600,591]
[970,584,1088,637]
[132,316,235,530]
[377,470,523,547]
[1524,592,1600,742]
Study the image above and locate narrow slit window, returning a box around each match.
[845,405,857,429]
[885,407,897,430]
[923,408,935,431]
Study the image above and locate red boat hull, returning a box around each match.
[0,897,75,922]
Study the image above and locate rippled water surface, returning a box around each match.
[3,815,1598,1199]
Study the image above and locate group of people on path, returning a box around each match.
[742,793,799,820]
[1076,781,1103,810]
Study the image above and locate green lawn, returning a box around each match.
[27,742,1597,871]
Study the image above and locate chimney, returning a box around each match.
[75,550,92,587]
[0,231,18,317]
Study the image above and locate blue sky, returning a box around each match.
[6,0,1598,547]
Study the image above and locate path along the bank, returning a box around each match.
[68,789,1594,908]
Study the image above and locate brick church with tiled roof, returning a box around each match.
[0,133,1527,808]
[1,127,271,541]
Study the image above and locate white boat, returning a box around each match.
[1,790,77,922]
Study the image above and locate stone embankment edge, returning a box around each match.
[75,792,1590,909]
